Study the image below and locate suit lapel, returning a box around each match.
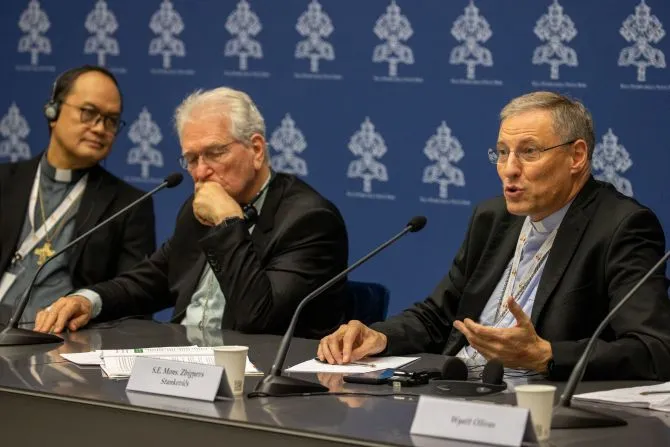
[68,166,117,273]
[445,213,523,355]
[252,174,285,236]
[0,157,40,270]
[458,216,524,320]
[531,178,599,325]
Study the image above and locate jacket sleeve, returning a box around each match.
[370,207,477,355]
[549,209,670,381]
[198,206,348,335]
[91,237,172,322]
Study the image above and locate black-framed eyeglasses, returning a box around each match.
[178,141,237,171]
[61,102,125,134]
[487,139,577,164]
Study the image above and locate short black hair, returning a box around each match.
[50,64,123,112]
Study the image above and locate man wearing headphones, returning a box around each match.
[0,65,156,323]
[35,87,349,339]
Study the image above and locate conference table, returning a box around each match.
[1,319,669,446]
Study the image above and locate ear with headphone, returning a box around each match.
[43,75,61,122]
[430,356,507,397]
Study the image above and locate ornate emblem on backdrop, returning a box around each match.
[618,0,666,84]
[450,1,493,80]
[372,1,422,83]
[125,108,164,184]
[448,1,501,86]
[0,103,31,162]
[16,0,54,72]
[269,114,308,177]
[295,0,334,74]
[592,129,634,197]
[420,122,469,206]
[346,118,394,200]
[84,0,120,68]
[532,0,578,81]
[224,0,269,78]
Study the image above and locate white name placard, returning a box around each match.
[126,357,230,401]
[410,396,537,447]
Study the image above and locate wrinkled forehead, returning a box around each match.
[498,109,556,145]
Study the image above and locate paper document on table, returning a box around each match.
[573,382,670,412]
[60,351,103,365]
[286,356,419,374]
[62,346,262,378]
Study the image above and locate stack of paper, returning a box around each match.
[573,382,670,412]
[61,346,263,379]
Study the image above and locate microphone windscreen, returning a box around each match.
[482,359,504,385]
[440,356,468,380]
[407,215,427,232]
[164,172,184,188]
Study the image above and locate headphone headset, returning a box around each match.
[241,172,274,226]
[43,73,62,122]
[430,357,507,397]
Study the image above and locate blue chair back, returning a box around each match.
[345,281,390,326]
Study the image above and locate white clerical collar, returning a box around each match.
[529,200,573,234]
[40,154,88,183]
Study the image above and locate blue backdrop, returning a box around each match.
[1,0,668,315]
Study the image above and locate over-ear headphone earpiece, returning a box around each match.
[43,75,61,122]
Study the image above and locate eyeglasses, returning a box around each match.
[61,102,125,134]
[487,139,577,164]
[178,141,236,171]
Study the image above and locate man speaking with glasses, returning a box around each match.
[0,65,156,323]
[34,86,348,339]
[317,91,670,380]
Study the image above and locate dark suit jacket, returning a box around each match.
[372,176,670,381]
[0,155,156,292]
[89,173,349,339]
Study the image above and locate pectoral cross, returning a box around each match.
[34,242,55,266]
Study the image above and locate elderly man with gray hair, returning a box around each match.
[318,91,670,381]
[35,87,349,339]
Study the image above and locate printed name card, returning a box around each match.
[126,357,229,401]
[410,396,537,447]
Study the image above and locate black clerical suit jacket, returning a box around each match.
[372,176,670,381]
[89,173,349,339]
[0,156,156,297]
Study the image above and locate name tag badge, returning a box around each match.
[410,396,537,447]
[126,357,233,401]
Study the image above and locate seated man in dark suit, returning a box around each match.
[35,87,349,339]
[0,65,156,323]
[318,91,670,380]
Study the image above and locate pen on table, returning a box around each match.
[639,390,670,396]
[314,357,377,368]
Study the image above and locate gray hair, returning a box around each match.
[174,87,266,146]
[500,91,595,159]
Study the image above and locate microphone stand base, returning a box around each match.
[552,404,627,429]
[250,374,328,397]
[0,327,63,346]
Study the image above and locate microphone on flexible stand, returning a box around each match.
[0,172,184,347]
[249,216,428,397]
[551,249,670,429]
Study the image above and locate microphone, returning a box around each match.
[432,357,507,397]
[0,172,184,346]
[551,249,670,429]
[249,215,428,397]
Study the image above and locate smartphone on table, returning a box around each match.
[343,368,395,385]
